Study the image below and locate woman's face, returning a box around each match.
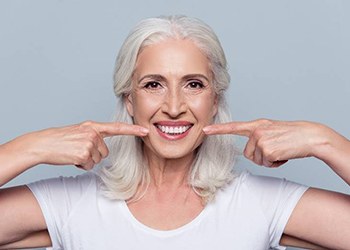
[125,39,218,160]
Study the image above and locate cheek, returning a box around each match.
[187,94,217,123]
[132,94,162,125]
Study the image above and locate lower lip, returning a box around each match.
[155,126,192,141]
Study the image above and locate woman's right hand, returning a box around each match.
[1,120,148,186]
[25,121,149,170]
[0,121,148,244]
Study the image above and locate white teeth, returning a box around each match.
[157,125,192,135]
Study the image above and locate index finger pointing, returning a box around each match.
[93,122,149,138]
[203,121,259,137]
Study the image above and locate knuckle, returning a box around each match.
[254,119,274,132]
[86,130,99,142]
[263,159,273,167]
[243,148,252,160]
[264,150,277,162]
[74,160,83,166]
[253,128,264,138]
[101,147,109,158]
[74,157,85,166]
[254,159,263,166]
[256,139,263,148]
[243,150,249,159]
[86,161,95,170]
[252,155,261,165]
[85,140,95,150]
[79,163,92,170]
[80,120,95,129]
[257,118,272,125]
[83,120,94,126]
[79,150,91,162]
[95,156,102,164]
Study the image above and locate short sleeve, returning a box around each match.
[244,172,309,249]
[27,172,98,249]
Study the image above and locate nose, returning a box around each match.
[161,88,187,118]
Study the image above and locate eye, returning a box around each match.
[144,81,162,89]
[187,81,205,89]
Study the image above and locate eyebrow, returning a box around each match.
[138,74,166,84]
[138,74,210,84]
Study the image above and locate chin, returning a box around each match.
[142,138,200,161]
[158,150,193,160]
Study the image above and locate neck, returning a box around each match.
[144,148,195,189]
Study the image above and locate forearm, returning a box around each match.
[0,133,41,186]
[0,230,51,249]
[0,121,129,186]
[280,234,328,250]
[313,125,350,185]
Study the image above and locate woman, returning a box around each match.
[0,15,349,249]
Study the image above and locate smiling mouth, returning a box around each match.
[155,124,193,135]
[156,124,192,135]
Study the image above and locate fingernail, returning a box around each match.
[202,127,210,133]
[140,128,149,134]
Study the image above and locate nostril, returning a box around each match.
[161,101,187,118]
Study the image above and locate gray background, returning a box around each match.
[0,0,349,249]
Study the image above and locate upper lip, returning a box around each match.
[154,121,194,126]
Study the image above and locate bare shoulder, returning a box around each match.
[284,187,350,249]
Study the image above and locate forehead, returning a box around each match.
[134,39,211,79]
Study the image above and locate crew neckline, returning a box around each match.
[120,200,212,237]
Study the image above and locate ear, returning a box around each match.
[124,94,134,117]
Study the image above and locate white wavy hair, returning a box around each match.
[99,15,236,203]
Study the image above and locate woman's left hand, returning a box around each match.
[205,119,350,249]
[203,119,332,168]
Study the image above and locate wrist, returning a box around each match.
[310,123,346,162]
[10,132,46,167]
[0,133,44,186]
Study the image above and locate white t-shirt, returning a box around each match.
[28,171,308,250]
